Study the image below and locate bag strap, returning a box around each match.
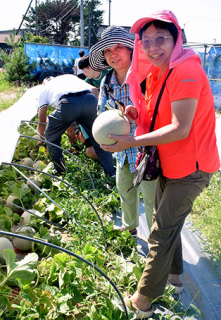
[149,68,173,133]
[104,68,114,99]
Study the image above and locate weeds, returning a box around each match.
[191,171,221,263]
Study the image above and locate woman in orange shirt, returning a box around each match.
[101,9,220,319]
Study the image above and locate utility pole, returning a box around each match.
[80,0,84,47]
[35,0,38,35]
[109,0,111,26]
[16,0,34,35]
[88,12,92,49]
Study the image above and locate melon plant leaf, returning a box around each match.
[1,249,39,286]
[133,265,143,282]
[0,214,12,231]
[0,285,12,313]
[10,183,30,199]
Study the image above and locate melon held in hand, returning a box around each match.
[92,110,130,145]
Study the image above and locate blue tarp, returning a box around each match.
[24,42,89,77]
[190,45,221,110]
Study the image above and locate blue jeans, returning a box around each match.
[44,91,115,175]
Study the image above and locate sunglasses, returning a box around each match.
[141,36,172,49]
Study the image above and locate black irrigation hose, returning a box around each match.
[10,164,91,236]
[2,162,107,245]
[0,197,75,236]
[20,133,95,189]
[21,120,81,147]
[0,230,129,320]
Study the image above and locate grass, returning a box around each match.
[191,171,221,263]
[0,73,27,112]
[0,72,220,265]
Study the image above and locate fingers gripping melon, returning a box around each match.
[92,110,130,145]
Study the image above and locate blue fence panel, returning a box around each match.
[184,44,221,110]
[24,42,89,78]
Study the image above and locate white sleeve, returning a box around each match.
[38,87,49,109]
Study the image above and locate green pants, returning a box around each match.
[116,162,157,231]
[138,170,213,299]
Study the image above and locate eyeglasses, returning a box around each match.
[142,36,172,49]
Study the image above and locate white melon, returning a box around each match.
[20,209,40,225]
[20,211,31,225]
[92,110,130,145]
[27,177,43,192]
[0,237,14,263]
[20,157,34,168]
[5,195,22,213]
[13,226,36,251]
[33,160,45,170]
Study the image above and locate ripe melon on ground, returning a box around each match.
[0,237,14,263]
[33,160,45,170]
[13,226,36,251]
[27,177,43,192]
[5,195,23,213]
[92,110,130,145]
[20,209,41,225]
[20,157,34,169]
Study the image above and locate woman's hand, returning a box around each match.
[100,134,135,152]
[124,105,138,121]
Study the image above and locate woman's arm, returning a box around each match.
[101,98,198,152]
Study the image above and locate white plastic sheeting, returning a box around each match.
[0,85,42,165]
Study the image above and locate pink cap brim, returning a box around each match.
[131,11,174,34]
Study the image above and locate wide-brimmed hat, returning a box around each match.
[89,25,134,71]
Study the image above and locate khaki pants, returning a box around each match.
[116,162,157,230]
[138,170,213,299]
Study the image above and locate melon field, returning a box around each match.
[0,118,146,320]
[0,109,218,320]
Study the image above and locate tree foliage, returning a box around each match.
[24,0,104,46]
[24,0,80,44]
[70,0,104,47]
[0,32,36,83]
[25,32,50,44]
[0,47,36,83]
[3,31,22,50]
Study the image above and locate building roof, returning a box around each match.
[97,24,187,44]
[0,34,21,44]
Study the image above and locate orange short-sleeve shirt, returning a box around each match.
[143,57,220,178]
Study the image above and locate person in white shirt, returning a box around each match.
[37,74,115,176]
[74,50,86,80]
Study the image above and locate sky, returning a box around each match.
[0,0,221,44]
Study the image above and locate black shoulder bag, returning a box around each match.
[129,68,173,190]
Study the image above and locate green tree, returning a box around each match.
[3,30,22,50]
[0,32,36,83]
[24,0,104,46]
[25,32,50,44]
[69,0,104,48]
[24,0,80,44]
